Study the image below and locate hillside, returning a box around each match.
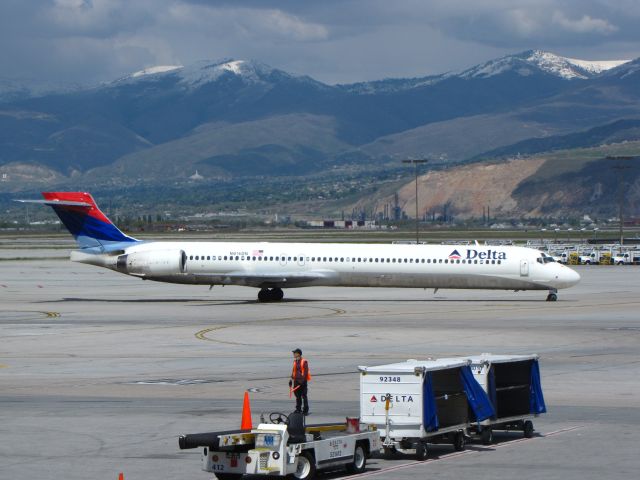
[348,142,640,220]
[2,51,640,218]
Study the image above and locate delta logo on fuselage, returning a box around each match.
[449,249,507,261]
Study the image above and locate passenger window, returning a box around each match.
[439,259,443,263]
[498,260,501,264]
[340,257,344,262]
[189,255,193,260]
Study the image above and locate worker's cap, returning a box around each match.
[292,348,302,355]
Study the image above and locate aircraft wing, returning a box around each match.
[192,270,338,288]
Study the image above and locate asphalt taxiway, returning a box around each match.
[1,240,639,479]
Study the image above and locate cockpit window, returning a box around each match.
[538,253,555,264]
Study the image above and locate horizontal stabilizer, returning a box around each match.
[15,199,93,208]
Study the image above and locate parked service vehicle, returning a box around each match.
[466,354,547,444]
[179,412,381,480]
[612,251,640,265]
[579,252,595,265]
[359,358,494,459]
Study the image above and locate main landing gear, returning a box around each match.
[258,287,284,302]
[546,289,558,302]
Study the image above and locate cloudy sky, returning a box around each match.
[1,0,639,85]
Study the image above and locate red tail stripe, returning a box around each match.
[41,192,112,224]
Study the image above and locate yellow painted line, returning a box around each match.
[0,364,8,369]
[194,306,345,345]
[40,311,61,318]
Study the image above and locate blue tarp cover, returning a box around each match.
[529,360,547,414]
[460,366,495,422]
[422,372,439,432]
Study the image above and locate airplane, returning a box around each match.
[16,192,580,302]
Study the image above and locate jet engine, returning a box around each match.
[116,250,186,276]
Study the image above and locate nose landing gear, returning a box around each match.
[546,289,558,302]
[258,287,284,302]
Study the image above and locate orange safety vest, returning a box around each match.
[291,358,312,382]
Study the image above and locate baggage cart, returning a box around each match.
[467,353,547,444]
[359,358,494,459]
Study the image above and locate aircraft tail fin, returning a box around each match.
[16,192,139,251]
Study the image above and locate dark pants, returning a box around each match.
[293,382,309,413]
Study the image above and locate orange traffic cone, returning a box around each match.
[241,391,253,430]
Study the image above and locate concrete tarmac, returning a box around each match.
[1,247,639,479]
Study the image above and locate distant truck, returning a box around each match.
[612,251,640,265]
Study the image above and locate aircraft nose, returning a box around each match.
[560,266,581,287]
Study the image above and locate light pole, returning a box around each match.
[402,159,429,243]
[606,156,637,246]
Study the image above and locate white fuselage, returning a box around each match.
[73,241,580,292]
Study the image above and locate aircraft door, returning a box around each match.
[279,253,287,267]
[297,254,305,267]
[520,259,529,276]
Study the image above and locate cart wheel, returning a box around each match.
[453,431,465,451]
[415,441,428,461]
[481,428,493,445]
[214,474,242,480]
[346,443,367,474]
[293,451,316,480]
[523,420,534,438]
[383,446,396,459]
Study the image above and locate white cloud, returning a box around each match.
[552,11,618,34]
[261,10,329,42]
[0,0,637,85]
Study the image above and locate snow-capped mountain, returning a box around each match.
[339,50,631,95]
[1,50,639,187]
[112,58,326,91]
[459,50,630,80]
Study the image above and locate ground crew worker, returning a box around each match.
[289,348,311,415]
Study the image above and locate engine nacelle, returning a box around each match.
[116,250,186,276]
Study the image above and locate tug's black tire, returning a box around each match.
[346,443,367,474]
[293,451,316,480]
[214,474,242,480]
